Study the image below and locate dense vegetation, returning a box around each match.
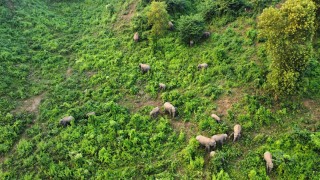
[0,0,319,179]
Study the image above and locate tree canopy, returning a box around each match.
[258,0,316,96]
[147,1,169,38]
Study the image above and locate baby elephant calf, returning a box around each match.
[86,112,96,117]
[60,116,74,127]
[150,107,160,118]
[203,31,211,38]
[168,21,174,30]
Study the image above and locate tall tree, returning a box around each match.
[147,1,169,38]
[258,0,316,97]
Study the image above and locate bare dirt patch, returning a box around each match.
[13,92,46,115]
[113,1,138,30]
[122,2,137,22]
[170,121,197,139]
[216,90,243,116]
[303,99,320,120]
[66,67,73,78]
[85,71,96,77]
[3,93,46,164]
[119,90,163,113]
[302,99,320,131]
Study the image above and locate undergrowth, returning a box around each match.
[0,0,319,179]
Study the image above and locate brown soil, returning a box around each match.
[86,71,96,77]
[113,1,138,30]
[170,121,197,139]
[302,99,320,131]
[119,91,163,113]
[2,93,46,164]
[122,2,137,22]
[13,92,46,115]
[275,0,285,9]
[303,99,320,118]
[66,67,73,78]
[216,90,243,116]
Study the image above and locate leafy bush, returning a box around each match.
[200,0,248,22]
[177,14,205,44]
[131,11,150,32]
[165,0,191,15]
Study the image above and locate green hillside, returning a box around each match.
[0,0,319,179]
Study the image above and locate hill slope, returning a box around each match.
[0,0,319,179]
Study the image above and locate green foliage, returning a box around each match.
[212,169,231,180]
[165,0,191,15]
[132,11,149,32]
[228,95,281,130]
[310,132,320,150]
[0,113,33,154]
[105,4,115,16]
[16,139,34,157]
[147,1,169,38]
[303,57,320,98]
[311,0,320,31]
[249,0,282,14]
[258,0,316,97]
[177,14,205,44]
[0,0,319,179]
[200,0,248,22]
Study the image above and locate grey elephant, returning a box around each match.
[163,102,176,118]
[60,116,74,127]
[264,151,273,174]
[196,135,216,151]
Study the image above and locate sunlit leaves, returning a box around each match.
[147,1,169,38]
[258,0,316,96]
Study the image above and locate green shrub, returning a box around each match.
[200,0,248,22]
[189,156,204,171]
[212,170,231,180]
[177,14,205,44]
[165,0,191,15]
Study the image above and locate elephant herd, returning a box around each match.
[138,62,273,174]
[195,124,241,150]
[197,109,272,174]
[59,34,273,174]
